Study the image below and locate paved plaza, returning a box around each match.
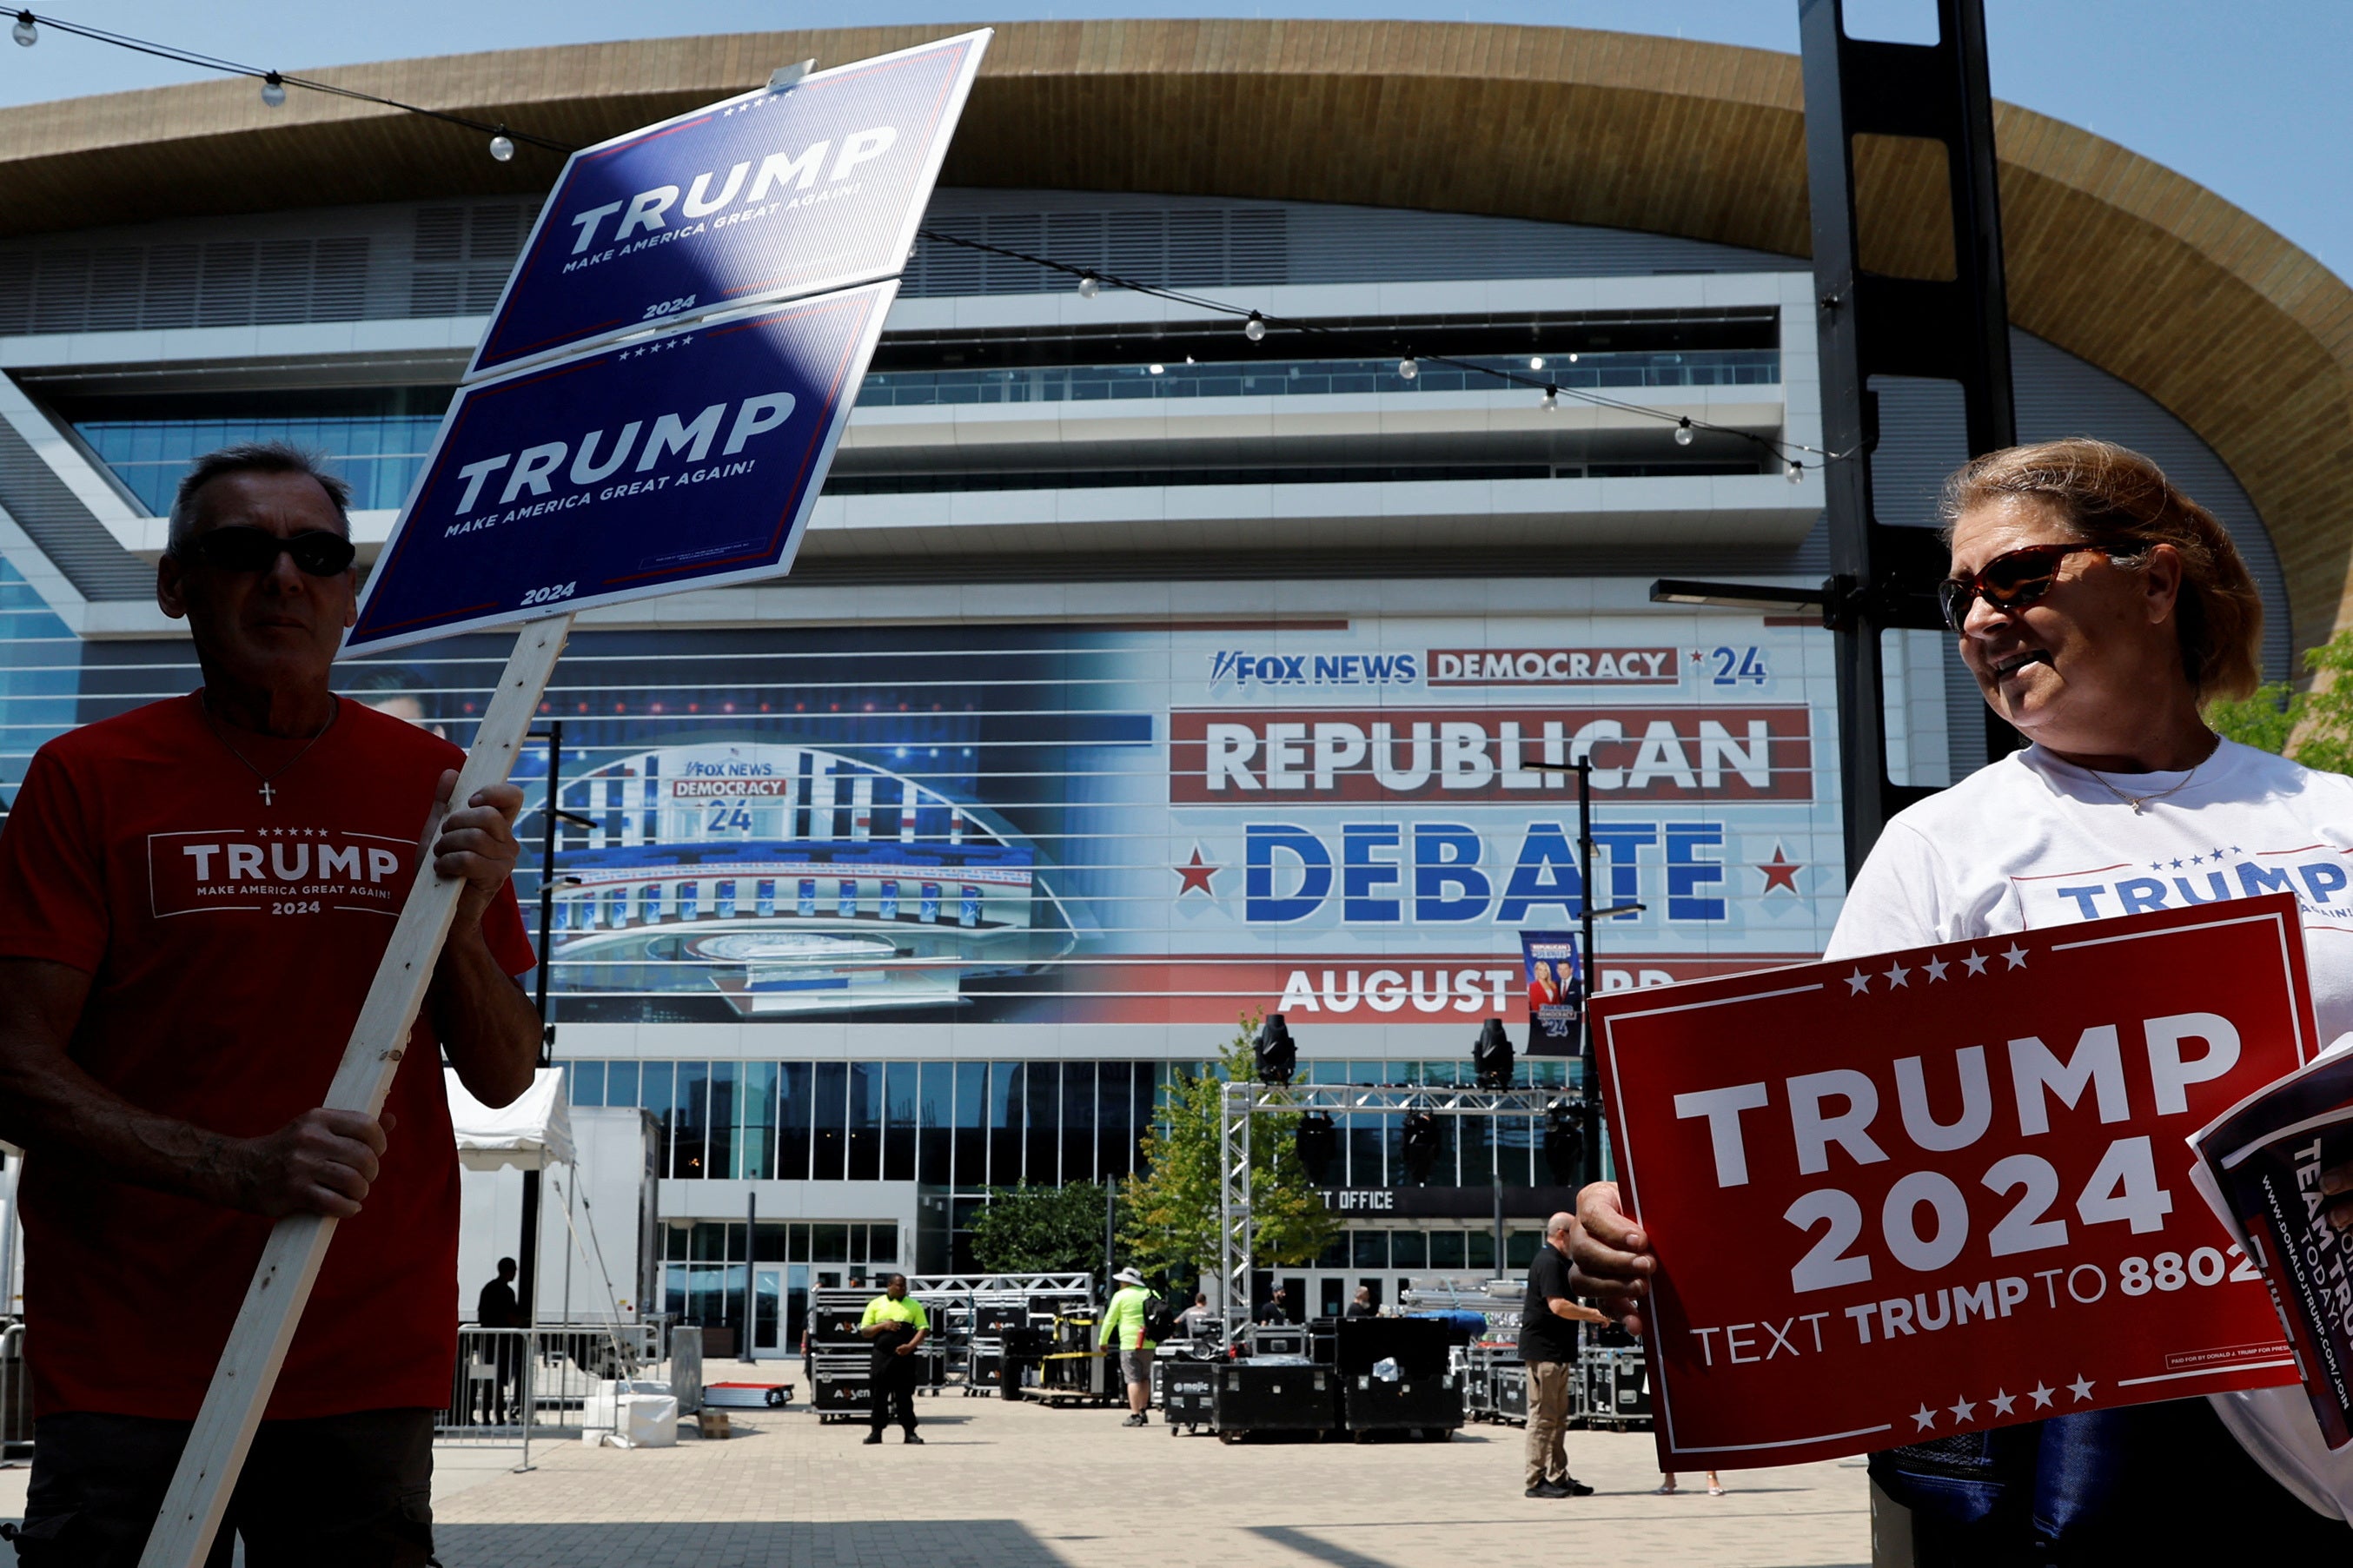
[420,1390,1866,1568]
[0,1384,1872,1565]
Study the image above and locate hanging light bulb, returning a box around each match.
[488,130,515,162]
[1077,273,1100,299]
[1528,355,1545,371]
[1397,354,1419,381]
[1674,417,1694,447]
[11,11,35,45]
[1567,351,1580,363]
[260,71,287,109]
[1148,362,1164,375]
[1541,386,1559,412]
[1786,459,1805,483]
[1243,311,1267,342]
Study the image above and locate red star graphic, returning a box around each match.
[1757,845,1803,894]
[1175,845,1221,896]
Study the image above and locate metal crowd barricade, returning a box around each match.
[437,1322,664,1456]
[1,1322,27,1459]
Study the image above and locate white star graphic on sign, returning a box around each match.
[2068,1374,2095,1402]
[2002,943,2030,969]
[1990,1389,2016,1416]
[1846,970,1872,995]
[1911,1404,1938,1432]
[1948,1396,1977,1423]
[1883,961,1910,988]
[2029,1381,2056,1408]
[1962,949,1990,976]
[1923,956,1950,982]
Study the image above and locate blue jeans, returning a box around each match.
[1872,1399,2345,1562]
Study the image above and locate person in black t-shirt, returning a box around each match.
[473,1257,524,1426]
[1521,1213,1607,1499]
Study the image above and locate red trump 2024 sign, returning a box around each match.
[1593,896,2313,1470]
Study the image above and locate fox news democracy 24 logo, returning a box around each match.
[1203,646,1695,691]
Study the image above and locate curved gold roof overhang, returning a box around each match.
[3,20,2349,657]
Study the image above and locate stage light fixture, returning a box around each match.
[1401,1111,1441,1185]
[1543,1098,1586,1185]
[1254,1014,1297,1086]
[1295,1113,1337,1182]
[1528,355,1545,371]
[1471,1017,1515,1089]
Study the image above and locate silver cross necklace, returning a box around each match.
[200,694,338,806]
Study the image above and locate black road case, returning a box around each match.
[811,1352,873,1423]
[1161,1359,1218,1433]
[1578,1346,1651,1429]
[1210,1361,1338,1440]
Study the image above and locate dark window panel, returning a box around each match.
[1130,1064,1158,1175]
[1352,1230,1389,1268]
[1096,1062,1132,1181]
[812,1062,849,1181]
[778,1063,814,1181]
[847,1062,882,1181]
[918,1061,951,1185]
[639,1062,676,1179]
[1024,1063,1060,1187]
[673,1062,711,1180]
[1428,1230,1467,1268]
[987,1062,1022,1187]
[738,1062,778,1181]
[1507,1230,1541,1268]
[814,1222,850,1263]
[885,1062,918,1182]
[872,1222,898,1268]
[706,1061,738,1181]
[1061,1062,1096,1187]
[568,1060,605,1108]
[955,1062,989,1188]
[605,1060,639,1111]
[1391,1231,1428,1269]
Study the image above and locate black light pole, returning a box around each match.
[518,721,594,1321]
[1574,758,1642,1187]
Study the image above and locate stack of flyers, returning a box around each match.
[2191,1050,2353,1449]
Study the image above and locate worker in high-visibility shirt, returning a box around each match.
[1102,1266,1155,1427]
[858,1274,929,1445]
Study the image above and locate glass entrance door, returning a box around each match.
[754,1269,783,1355]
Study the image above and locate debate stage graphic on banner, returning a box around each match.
[183,605,1857,1029]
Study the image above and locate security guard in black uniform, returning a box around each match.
[859,1274,930,1445]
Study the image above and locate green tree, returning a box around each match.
[1116,1011,1336,1285]
[968,1181,1110,1274]
[2206,628,2353,774]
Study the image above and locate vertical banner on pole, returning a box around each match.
[1521,931,1582,1054]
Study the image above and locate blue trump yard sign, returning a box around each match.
[348,281,894,652]
[467,30,987,379]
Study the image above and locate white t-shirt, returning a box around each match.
[1829,738,2353,1522]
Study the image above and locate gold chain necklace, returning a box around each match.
[2083,732,2222,815]
[199,695,338,807]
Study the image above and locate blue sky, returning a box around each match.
[5,3,2349,281]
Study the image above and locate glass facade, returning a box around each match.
[58,347,1779,519]
[68,387,452,515]
[566,1055,1569,1188]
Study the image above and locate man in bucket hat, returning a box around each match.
[1102,1267,1156,1427]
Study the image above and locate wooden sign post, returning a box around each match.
[137,618,570,1568]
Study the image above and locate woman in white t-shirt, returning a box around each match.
[1571,440,2353,1555]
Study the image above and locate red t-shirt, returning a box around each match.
[0,692,534,1419]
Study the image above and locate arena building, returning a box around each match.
[2,21,2349,1350]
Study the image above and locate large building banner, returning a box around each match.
[339,609,1845,1029]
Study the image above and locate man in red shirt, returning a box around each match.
[0,441,542,1566]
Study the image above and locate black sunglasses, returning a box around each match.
[1937,544,2110,633]
[185,526,355,577]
